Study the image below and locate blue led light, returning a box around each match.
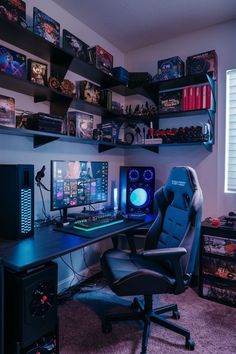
[130,188,147,207]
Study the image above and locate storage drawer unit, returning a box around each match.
[200,222,236,307]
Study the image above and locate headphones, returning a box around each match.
[35,165,50,191]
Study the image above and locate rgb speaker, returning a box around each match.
[0,164,34,240]
[119,166,155,214]
[4,262,58,353]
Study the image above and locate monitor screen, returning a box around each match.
[50,160,108,212]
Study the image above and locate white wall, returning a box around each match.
[125,20,236,219]
[0,0,125,288]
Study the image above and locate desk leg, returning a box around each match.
[111,236,118,249]
[0,262,4,354]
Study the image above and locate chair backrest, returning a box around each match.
[145,166,203,278]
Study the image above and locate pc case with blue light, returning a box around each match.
[119,166,155,214]
[0,164,34,240]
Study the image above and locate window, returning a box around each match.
[225,69,236,192]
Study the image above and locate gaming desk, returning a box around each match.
[0,215,154,354]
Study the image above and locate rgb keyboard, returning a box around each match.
[73,214,124,231]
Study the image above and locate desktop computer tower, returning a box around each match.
[0,164,34,240]
[119,166,155,214]
[4,261,58,353]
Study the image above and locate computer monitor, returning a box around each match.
[50,160,108,220]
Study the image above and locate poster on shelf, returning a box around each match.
[62,29,89,62]
[33,7,60,46]
[0,44,26,78]
[0,0,26,24]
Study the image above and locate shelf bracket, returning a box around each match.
[203,142,213,152]
[98,144,115,153]
[34,96,47,103]
[142,146,159,153]
[33,135,59,148]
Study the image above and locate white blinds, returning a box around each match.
[225,69,236,192]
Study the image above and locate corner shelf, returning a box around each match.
[0,18,216,155]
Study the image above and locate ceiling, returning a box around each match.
[54,0,236,52]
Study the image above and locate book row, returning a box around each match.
[159,84,213,113]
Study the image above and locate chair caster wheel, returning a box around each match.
[172,309,180,320]
[102,319,112,334]
[185,338,195,350]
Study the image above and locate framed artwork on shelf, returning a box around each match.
[0,44,26,78]
[28,59,47,86]
[62,29,89,62]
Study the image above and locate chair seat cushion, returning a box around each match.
[101,249,176,296]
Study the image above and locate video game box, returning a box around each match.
[88,45,113,76]
[77,80,101,105]
[186,50,217,79]
[157,56,184,81]
[67,110,94,139]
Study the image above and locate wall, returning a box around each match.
[125,20,236,219]
[0,0,125,290]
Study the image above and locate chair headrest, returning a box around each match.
[163,166,202,211]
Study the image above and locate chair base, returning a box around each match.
[102,295,195,354]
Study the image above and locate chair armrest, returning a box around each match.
[141,247,187,259]
[141,247,187,294]
[131,224,152,235]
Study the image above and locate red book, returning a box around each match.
[195,85,202,109]
[183,88,189,111]
[202,85,207,109]
[206,84,211,109]
[188,86,196,110]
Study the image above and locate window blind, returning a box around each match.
[225,69,236,192]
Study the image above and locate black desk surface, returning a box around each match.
[0,215,154,272]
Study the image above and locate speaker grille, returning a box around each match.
[20,188,32,233]
[120,166,155,214]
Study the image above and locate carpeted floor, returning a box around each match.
[58,284,236,354]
